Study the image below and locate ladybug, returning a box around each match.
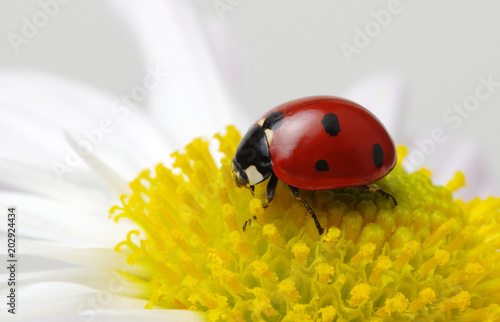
[232,96,397,235]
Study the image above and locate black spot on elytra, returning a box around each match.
[315,159,329,171]
[321,113,341,136]
[262,111,283,130]
[372,143,384,168]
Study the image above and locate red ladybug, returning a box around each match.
[232,96,397,234]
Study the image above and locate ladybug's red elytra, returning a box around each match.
[232,96,397,235]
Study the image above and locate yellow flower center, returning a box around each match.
[110,126,500,321]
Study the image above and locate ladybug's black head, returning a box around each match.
[232,125,273,188]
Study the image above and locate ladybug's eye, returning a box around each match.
[233,170,248,188]
[238,171,249,185]
[232,158,249,187]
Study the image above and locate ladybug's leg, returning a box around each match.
[242,217,255,232]
[360,184,397,206]
[262,173,278,209]
[243,174,278,232]
[289,186,325,235]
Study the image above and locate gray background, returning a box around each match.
[1,1,499,183]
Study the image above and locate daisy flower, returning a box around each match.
[1,2,500,322]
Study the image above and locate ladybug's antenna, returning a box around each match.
[241,184,255,197]
[246,185,255,196]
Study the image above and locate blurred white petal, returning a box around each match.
[16,269,150,298]
[344,73,406,138]
[0,158,110,208]
[404,134,500,199]
[0,282,204,322]
[0,192,135,247]
[0,70,174,187]
[106,0,242,148]
[344,73,499,199]
[9,236,150,278]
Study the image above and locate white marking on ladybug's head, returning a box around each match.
[257,118,265,127]
[244,165,264,185]
[264,129,273,146]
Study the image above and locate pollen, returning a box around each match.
[439,291,471,312]
[417,249,450,277]
[278,279,299,301]
[322,227,341,249]
[369,255,392,283]
[111,128,500,321]
[228,231,253,258]
[318,306,336,322]
[376,292,408,317]
[291,241,310,266]
[409,287,436,312]
[316,262,335,284]
[349,283,371,306]
[262,223,284,246]
[393,240,420,271]
[350,242,376,265]
[285,304,313,321]
[249,288,278,318]
[250,260,276,281]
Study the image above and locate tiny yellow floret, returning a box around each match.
[262,223,284,246]
[291,241,310,265]
[322,227,341,249]
[319,306,336,322]
[284,304,313,321]
[251,260,276,281]
[393,240,420,271]
[417,249,450,276]
[278,279,299,301]
[463,304,500,321]
[316,262,335,284]
[439,291,471,312]
[376,292,408,317]
[446,171,466,192]
[350,242,376,265]
[410,287,436,312]
[369,255,392,283]
[350,283,371,306]
[250,288,278,317]
[228,231,253,258]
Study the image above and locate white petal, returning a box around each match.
[0,158,111,210]
[0,70,174,191]
[0,70,116,165]
[5,236,150,279]
[91,309,205,322]
[0,192,136,248]
[344,73,405,138]
[31,310,205,322]
[403,135,500,199]
[9,268,150,299]
[65,132,129,196]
